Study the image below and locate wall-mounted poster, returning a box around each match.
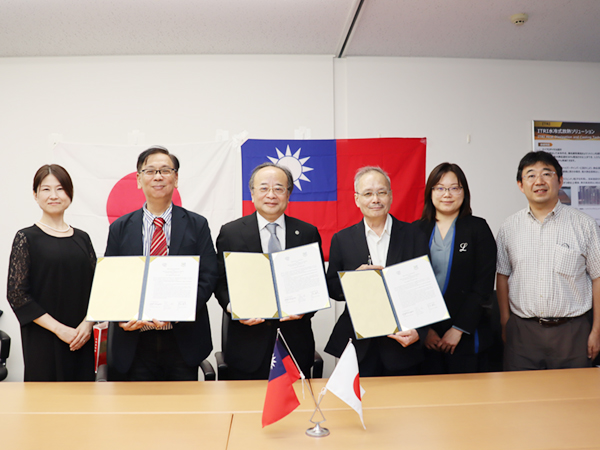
[533,121,600,225]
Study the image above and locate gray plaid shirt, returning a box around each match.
[497,201,600,318]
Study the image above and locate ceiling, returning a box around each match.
[1,0,599,62]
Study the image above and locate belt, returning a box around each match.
[526,317,573,327]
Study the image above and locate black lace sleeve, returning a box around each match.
[6,230,46,325]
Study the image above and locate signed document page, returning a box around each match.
[224,252,279,319]
[338,270,398,339]
[86,256,146,321]
[270,242,329,317]
[382,255,450,330]
[141,256,199,322]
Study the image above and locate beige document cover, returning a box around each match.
[86,256,146,321]
[224,252,279,319]
[339,270,399,339]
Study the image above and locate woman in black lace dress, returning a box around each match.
[7,164,96,381]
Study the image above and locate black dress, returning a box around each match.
[7,225,96,381]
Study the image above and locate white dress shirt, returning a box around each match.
[256,213,286,252]
[364,214,392,266]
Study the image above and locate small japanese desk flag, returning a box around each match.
[325,341,366,428]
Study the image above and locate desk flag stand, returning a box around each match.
[306,388,330,437]
[276,329,330,437]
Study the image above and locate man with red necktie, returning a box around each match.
[105,146,218,381]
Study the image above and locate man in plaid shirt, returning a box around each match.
[497,151,600,370]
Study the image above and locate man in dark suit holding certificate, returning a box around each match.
[105,146,218,381]
[325,166,425,377]
[215,163,322,380]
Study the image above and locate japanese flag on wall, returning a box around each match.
[53,139,243,255]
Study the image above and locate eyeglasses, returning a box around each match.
[432,186,463,195]
[524,171,556,182]
[254,186,287,196]
[356,190,390,199]
[140,167,177,177]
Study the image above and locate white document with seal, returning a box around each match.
[141,256,199,321]
[382,255,450,331]
[270,242,330,316]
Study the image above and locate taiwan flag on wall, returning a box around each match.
[242,138,427,260]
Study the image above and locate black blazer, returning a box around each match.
[104,205,218,375]
[407,215,497,355]
[215,212,322,376]
[324,215,427,371]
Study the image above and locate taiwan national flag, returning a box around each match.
[262,338,301,427]
[242,138,426,260]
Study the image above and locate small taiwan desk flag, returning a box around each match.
[262,337,301,427]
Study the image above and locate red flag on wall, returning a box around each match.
[242,138,427,260]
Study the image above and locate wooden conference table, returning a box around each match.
[1,368,600,449]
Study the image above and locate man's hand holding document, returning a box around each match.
[224,242,330,319]
[338,255,450,339]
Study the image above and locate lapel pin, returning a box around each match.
[459,242,468,252]
[295,230,300,235]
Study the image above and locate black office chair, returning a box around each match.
[0,310,12,382]
[215,311,323,380]
[200,359,216,381]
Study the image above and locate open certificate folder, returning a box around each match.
[223,242,330,319]
[338,255,450,339]
[86,256,200,322]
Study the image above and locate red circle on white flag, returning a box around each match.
[353,374,361,400]
[106,172,182,224]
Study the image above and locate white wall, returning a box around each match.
[0,55,336,381]
[335,57,600,235]
[2,54,600,381]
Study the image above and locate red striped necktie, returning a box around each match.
[150,218,168,256]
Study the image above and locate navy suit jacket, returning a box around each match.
[215,212,322,376]
[105,205,218,375]
[406,215,497,355]
[324,215,427,371]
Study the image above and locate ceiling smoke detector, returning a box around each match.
[510,13,528,26]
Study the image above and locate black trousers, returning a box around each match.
[127,330,198,381]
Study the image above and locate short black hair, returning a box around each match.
[136,146,180,172]
[517,151,562,182]
[421,162,472,222]
[248,163,294,195]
